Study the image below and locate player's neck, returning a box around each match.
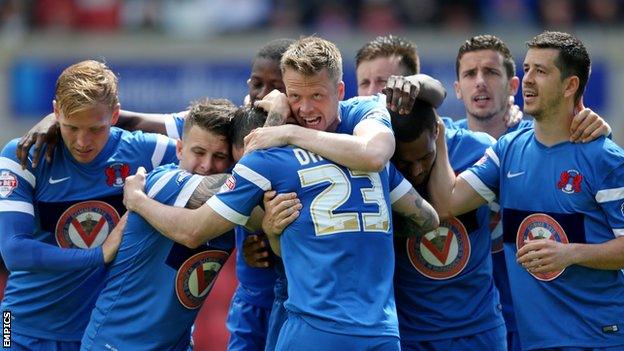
[466,112,507,140]
[533,106,573,147]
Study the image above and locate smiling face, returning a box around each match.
[55,101,119,163]
[283,68,345,132]
[455,49,518,123]
[522,48,566,120]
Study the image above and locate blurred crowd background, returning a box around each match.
[1,0,623,35]
[1,1,623,350]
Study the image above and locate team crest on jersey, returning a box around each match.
[105,162,131,187]
[0,171,18,198]
[175,250,229,309]
[556,169,582,194]
[516,213,569,281]
[55,201,120,248]
[407,216,471,280]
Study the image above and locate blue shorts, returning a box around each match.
[402,324,507,351]
[264,297,288,351]
[275,313,400,351]
[226,291,272,351]
[6,332,80,351]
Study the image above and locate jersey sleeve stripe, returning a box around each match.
[0,157,36,188]
[595,187,624,203]
[0,200,34,215]
[233,164,271,191]
[485,147,500,167]
[613,228,624,237]
[147,170,177,198]
[489,201,500,212]
[206,196,249,226]
[390,178,412,204]
[459,170,496,203]
[151,135,174,169]
[174,174,204,207]
[164,115,180,139]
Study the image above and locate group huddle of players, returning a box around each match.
[0,31,623,351]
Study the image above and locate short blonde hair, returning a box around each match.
[55,60,119,117]
[280,36,343,84]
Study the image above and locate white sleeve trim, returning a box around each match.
[174,174,204,207]
[206,196,248,226]
[0,200,34,216]
[596,187,624,203]
[0,157,36,188]
[147,170,177,198]
[485,147,500,167]
[151,135,174,169]
[459,170,496,203]
[164,115,180,139]
[233,164,271,191]
[613,228,624,237]
[390,179,412,204]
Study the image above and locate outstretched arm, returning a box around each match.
[123,168,234,248]
[427,120,488,219]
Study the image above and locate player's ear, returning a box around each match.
[337,81,345,101]
[110,103,121,125]
[508,76,520,96]
[176,138,184,160]
[453,81,462,100]
[53,100,61,121]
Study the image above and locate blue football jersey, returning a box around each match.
[454,117,524,333]
[233,227,277,309]
[393,127,504,342]
[336,94,392,135]
[82,164,234,350]
[462,128,624,349]
[0,128,177,341]
[207,146,411,337]
[164,111,187,139]
[454,117,533,134]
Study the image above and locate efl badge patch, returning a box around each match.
[225,175,236,191]
[105,162,131,187]
[176,250,230,309]
[56,201,120,248]
[557,169,582,194]
[407,216,471,280]
[0,171,18,198]
[516,213,569,281]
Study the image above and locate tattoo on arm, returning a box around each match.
[394,188,439,237]
[264,111,285,127]
[185,174,229,209]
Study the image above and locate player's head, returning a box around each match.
[390,100,439,186]
[178,98,235,175]
[454,35,519,123]
[229,106,267,162]
[248,38,295,104]
[280,36,345,132]
[53,60,120,163]
[355,35,419,96]
[523,31,590,119]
